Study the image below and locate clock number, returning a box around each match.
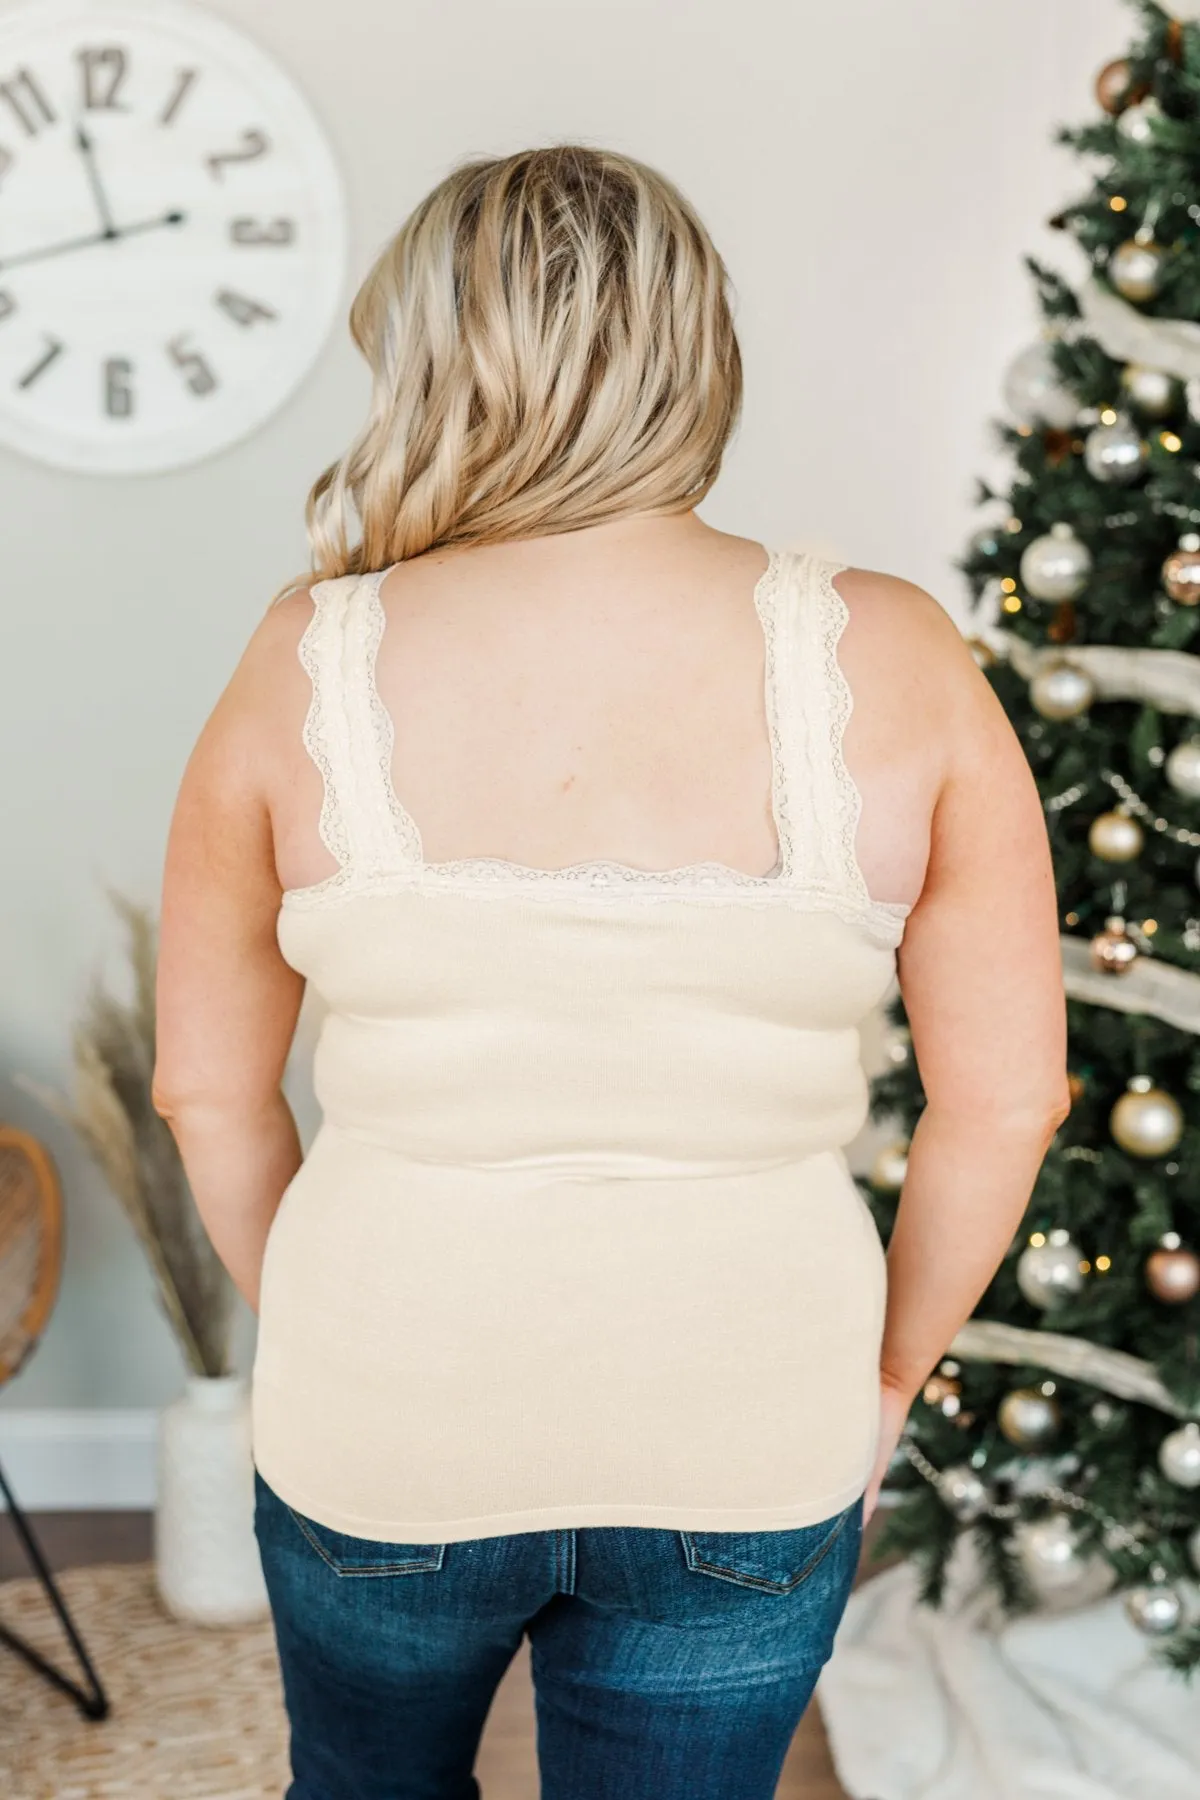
[79,46,129,111]
[230,216,295,247]
[167,333,218,397]
[0,290,15,321]
[104,358,134,419]
[160,68,198,127]
[17,336,64,390]
[205,129,269,182]
[215,289,278,328]
[0,67,55,136]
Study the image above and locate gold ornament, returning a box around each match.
[1110,237,1166,303]
[1088,811,1144,862]
[1121,362,1177,417]
[1016,1230,1084,1307]
[1163,540,1200,605]
[1110,1078,1184,1158]
[1089,917,1139,975]
[998,1386,1062,1448]
[1030,658,1095,720]
[923,1373,963,1418]
[870,1140,908,1192]
[1146,1243,1200,1304]
[1095,58,1146,115]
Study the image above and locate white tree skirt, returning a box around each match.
[817,1541,1200,1800]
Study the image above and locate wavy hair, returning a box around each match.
[298,143,743,581]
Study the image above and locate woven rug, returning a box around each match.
[0,1562,289,1799]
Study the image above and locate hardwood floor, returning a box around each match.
[0,1508,888,1797]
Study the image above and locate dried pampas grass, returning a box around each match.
[19,889,234,1378]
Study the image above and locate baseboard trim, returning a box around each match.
[0,1409,157,1510]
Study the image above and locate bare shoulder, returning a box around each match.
[180,583,320,805]
[832,564,1007,754]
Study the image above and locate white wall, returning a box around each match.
[2,0,1129,1448]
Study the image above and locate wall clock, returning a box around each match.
[0,0,347,473]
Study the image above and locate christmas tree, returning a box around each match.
[869,0,1200,1671]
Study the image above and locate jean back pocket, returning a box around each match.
[678,1497,861,1594]
[256,1470,446,1579]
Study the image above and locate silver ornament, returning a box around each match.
[1013,1512,1078,1586]
[1116,96,1164,144]
[1019,523,1092,601]
[1158,1420,1200,1488]
[1010,1512,1114,1608]
[1121,363,1177,418]
[998,1386,1062,1449]
[1030,659,1096,720]
[870,1141,908,1191]
[1110,1080,1184,1158]
[936,1463,990,1522]
[1001,342,1079,430]
[1166,737,1200,798]
[1124,1580,1184,1636]
[1016,1230,1084,1308]
[1084,415,1148,484]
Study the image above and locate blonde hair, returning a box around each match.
[300,142,743,580]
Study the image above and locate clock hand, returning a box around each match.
[0,210,186,272]
[74,124,118,239]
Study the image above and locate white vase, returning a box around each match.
[154,1371,269,1626]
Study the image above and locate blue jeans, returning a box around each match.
[253,1468,863,1800]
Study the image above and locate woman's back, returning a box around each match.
[230,515,970,1541]
[266,514,941,911]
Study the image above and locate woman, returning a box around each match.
[153,144,1069,1800]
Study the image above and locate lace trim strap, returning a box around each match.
[786,553,873,907]
[296,571,415,878]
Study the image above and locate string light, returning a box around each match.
[1096,1254,1112,1272]
[1110,195,1128,211]
[1002,593,1023,613]
[1161,431,1183,452]
[1029,1231,1047,1247]
[1100,407,1119,425]
[1000,577,1017,592]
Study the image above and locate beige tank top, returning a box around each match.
[251,547,912,1543]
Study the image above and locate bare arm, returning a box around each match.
[152,601,310,1314]
[878,590,1071,1407]
[856,581,1071,1520]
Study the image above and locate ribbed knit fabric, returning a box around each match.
[250,548,912,1543]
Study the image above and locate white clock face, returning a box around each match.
[0,0,347,473]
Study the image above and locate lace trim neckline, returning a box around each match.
[285,546,914,949]
[357,547,793,893]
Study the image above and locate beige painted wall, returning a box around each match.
[2,0,1128,1410]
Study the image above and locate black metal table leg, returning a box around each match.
[0,1455,110,1720]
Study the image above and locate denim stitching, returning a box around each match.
[680,1501,857,1594]
[284,1504,446,1578]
